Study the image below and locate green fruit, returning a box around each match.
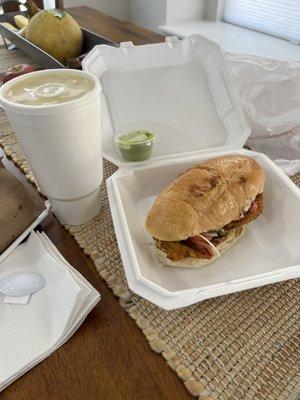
[25,9,83,64]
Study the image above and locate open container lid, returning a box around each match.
[83,35,250,168]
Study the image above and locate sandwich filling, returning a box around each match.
[154,193,263,262]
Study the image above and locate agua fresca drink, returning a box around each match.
[0,69,103,225]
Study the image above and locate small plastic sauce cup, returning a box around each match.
[115,130,155,162]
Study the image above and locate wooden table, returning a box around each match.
[1,7,192,400]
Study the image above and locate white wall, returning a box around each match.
[166,0,205,25]
[129,0,166,32]
[129,0,205,32]
[63,0,130,21]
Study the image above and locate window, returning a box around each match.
[223,0,300,43]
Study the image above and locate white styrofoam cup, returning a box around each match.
[0,69,102,225]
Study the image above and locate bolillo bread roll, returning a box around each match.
[145,155,265,268]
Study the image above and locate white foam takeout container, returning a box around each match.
[83,36,300,309]
[0,201,51,264]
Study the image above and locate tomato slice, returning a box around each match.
[249,201,259,214]
[186,236,214,258]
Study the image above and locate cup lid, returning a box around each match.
[83,36,250,168]
[0,69,100,115]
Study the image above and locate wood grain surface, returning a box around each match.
[68,6,164,45]
[1,7,192,400]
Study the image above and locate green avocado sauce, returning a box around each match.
[116,130,155,162]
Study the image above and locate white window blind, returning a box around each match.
[223,0,300,44]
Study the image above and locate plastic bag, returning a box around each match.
[226,53,300,174]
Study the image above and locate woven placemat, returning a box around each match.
[0,45,300,400]
[1,107,300,400]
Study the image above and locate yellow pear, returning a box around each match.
[26,9,83,64]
